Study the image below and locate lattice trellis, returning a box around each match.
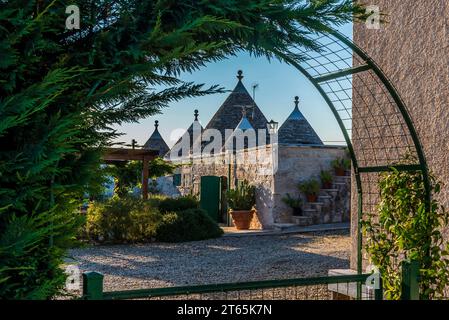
[279,29,430,273]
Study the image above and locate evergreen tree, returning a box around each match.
[0,0,366,299]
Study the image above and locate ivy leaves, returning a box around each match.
[363,158,449,299]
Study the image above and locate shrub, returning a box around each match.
[157,195,199,213]
[282,193,302,209]
[331,157,351,171]
[226,180,256,211]
[298,179,320,196]
[86,197,161,243]
[155,209,223,243]
[282,193,303,216]
[320,170,333,184]
[146,194,168,208]
[85,197,222,243]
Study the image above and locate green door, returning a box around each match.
[200,176,221,222]
[172,173,181,186]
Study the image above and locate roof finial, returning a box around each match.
[154,120,159,129]
[194,109,199,121]
[294,96,299,108]
[237,70,244,81]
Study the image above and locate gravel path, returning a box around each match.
[69,230,350,293]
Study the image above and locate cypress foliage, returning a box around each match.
[0,0,365,299]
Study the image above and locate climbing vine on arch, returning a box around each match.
[362,156,449,299]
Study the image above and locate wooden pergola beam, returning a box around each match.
[103,148,158,161]
[103,148,159,200]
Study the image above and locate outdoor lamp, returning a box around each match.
[267,119,279,134]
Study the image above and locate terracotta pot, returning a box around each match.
[306,194,318,203]
[230,210,254,230]
[322,181,332,189]
[334,167,346,176]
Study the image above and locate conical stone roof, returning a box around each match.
[278,97,323,145]
[204,70,269,147]
[223,111,259,151]
[168,110,204,159]
[143,120,170,156]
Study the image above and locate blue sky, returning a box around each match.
[113,24,352,148]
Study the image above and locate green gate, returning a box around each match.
[81,271,382,300]
[200,176,222,222]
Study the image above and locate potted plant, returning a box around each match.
[331,158,351,176]
[298,179,320,203]
[226,180,256,230]
[282,193,303,216]
[320,170,333,189]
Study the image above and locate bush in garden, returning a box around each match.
[155,209,223,243]
[146,194,168,209]
[157,195,199,214]
[86,197,161,243]
[85,197,221,243]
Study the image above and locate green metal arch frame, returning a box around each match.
[276,28,431,276]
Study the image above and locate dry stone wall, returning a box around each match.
[176,145,348,229]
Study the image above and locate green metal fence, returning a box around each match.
[79,260,427,300]
[81,272,382,301]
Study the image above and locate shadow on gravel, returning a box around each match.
[69,230,350,290]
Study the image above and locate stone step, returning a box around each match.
[273,223,297,231]
[321,189,339,197]
[304,202,324,206]
[333,175,351,181]
[303,203,323,211]
[291,216,313,227]
[332,215,343,223]
[321,189,339,193]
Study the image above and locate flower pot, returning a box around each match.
[230,210,254,230]
[292,207,303,216]
[306,194,318,203]
[322,181,332,189]
[334,167,346,176]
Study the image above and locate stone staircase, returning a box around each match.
[291,173,351,227]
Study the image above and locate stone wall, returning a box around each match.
[351,0,449,269]
[182,146,275,229]
[273,145,347,223]
[177,144,348,229]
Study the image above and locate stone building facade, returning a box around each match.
[351,0,449,268]
[175,144,348,229]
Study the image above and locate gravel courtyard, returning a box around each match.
[69,230,350,293]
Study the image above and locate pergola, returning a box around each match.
[103,148,159,199]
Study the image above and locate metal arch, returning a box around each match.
[329,30,431,206]
[275,28,431,280]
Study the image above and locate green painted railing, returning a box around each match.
[401,260,420,300]
[80,259,426,300]
[81,272,383,300]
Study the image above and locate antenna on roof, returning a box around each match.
[252,83,259,101]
